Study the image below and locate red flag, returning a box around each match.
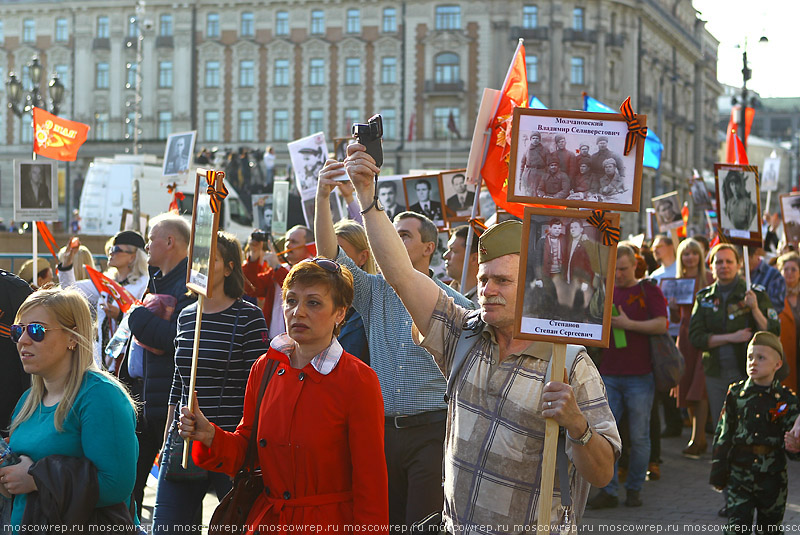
[35,221,59,259]
[725,107,750,165]
[480,41,528,217]
[447,111,461,139]
[678,202,689,239]
[32,107,90,162]
[407,113,416,142]
[85,266,142,313]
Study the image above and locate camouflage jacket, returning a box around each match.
[709,378,800,488]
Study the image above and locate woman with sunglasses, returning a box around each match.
[178,258,388,533]
[0,289,138,527]
[151,232,268,532]
[58,230,149,371]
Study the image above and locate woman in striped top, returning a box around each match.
[151,231,268,532]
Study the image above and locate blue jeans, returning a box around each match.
[602,373,654,495]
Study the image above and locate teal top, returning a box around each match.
[8,370,138,526]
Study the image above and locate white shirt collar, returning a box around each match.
[269,333,344,375]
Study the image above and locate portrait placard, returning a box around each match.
[762,156,781,192]
[403,174,446,228]
[714,163,762,247]
[288,132,327,199]
[14,160,59,222]
[689,177,712,210]
[162,131,197,177]
[515,207,619,347]
[430,230,451,283]
[508,108,644,211]
[120,209,149,234]
[440,168,478,222]
[658,277,696,306]
[252,194,273,234]
[272,180,290,236]
[186,169,221,297]
[780,192,800,246]
[652,191,683,232]
[376,175,408,222]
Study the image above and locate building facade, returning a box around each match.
[0,0,721,233]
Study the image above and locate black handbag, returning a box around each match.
[639,281,685,392]
[209,358,279,534]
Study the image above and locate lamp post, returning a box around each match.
[6,56,64,119]
[734,36,768,150]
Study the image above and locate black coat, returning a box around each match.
[0,270,32,437]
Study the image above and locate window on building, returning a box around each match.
[207,13,219,38]
[126,62,138,89]
[96,62,109,89]
[611,12,617,34]
[55,64,69,89]
[573,7,585,31]
[127,15,137,37]
[241,12,254,37]
[274,59,289,86]
[311,10,325,35]
[158,111,172,138]
[309,58,324,86]
[23,19,35,43]
[433,107,459,139]
[344,108,360,131]
[526,55,538,83]
[94,112,109,141]
[381,108,396,139]
[56,18,69,42]
[276,11,289,36]
[383,8,397,32]
[159,61,173,88]
[273,109,289,140]
[239,109,254,141]
[346,9,360,33]
[125,111,136,139]
[205,60,220,87]
[204,110,220,141]
[21,65,30,89]
[160,14,173,36]
[522,6,538,29]
[309,108,323,133]
[434,52,459,84]
[97,16,109,38]
[609,61,617,90]
[381,56,397,84]
[570,56,584,84]
[435,5,460,30]
[240,60,255,87]
[345,57,360,85]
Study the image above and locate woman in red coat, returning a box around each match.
[179,258,388,534]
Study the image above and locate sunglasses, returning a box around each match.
[108,245,135,255]
[303,257,342,274]
[10,323,65,343]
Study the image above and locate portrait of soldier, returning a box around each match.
[722,170,758,232]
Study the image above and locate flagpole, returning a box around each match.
[446,133,451,169]
[31,149,38,284]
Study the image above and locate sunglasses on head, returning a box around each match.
[303,257,342,274]
[10,323,64,343]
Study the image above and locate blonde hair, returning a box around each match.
[105,242,149,285]
[334,220,377,275]
[57,245,96,281]
[11,288,136,433]
[675,238,708,283]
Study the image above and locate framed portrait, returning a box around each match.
[689,177,712,210]
[761,156,781,192]
[780,192,800,246]
[119,209,149,234]
[440,168,478,222]
[658,278,696,306]
[403,174,446,228]
[430,230,451,283]
[652,191,683,232]
[714,163,762,247]
[376,174,408,222]
[515,207,619,346]
[162,131,197,177]
[186,169,221,297]
[301,192,343,233]
[288,132,327,199]
[507,108,644,211]
[272,180,290,236]
[14,160,59,222]
[251,194,274,234]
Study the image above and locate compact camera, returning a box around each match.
[351,114,383,168]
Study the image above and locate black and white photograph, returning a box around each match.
[515,207,618,347]
[186,170,221,297]
[762,156,781,192]
[302,192,343,233]
[252,194,273,234]
[430,231,450,283]
[333,137,350,162]
[288,132,327,198]
[440,168,477,221]
[508,108,644,211]
[403,174,445,227]
[272,180,290,236]
[658,277,696,306]
[689,177,712,210]
[714,163,762,246]
[14,160,58,221]
[162,131,196,176]
[376,175,407,221]
[780,193,800,246]
[652,191,683,232]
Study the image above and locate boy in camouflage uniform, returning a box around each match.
[710,331,800,534]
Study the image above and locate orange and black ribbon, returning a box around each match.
[587,209,620,246]
[206,170,228,213]
[620,96,647,156]
[36,221,59,260]
[469,218,487,236]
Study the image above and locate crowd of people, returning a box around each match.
[2,143,800,535]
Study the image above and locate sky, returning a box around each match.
[693,0,799,98]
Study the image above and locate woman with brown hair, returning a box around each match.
[778,252,800,392]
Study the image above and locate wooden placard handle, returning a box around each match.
[536,343,566,534]
[182,294,205,468]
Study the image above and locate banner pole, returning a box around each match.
[182,293,205,468]
[537,343,566,535]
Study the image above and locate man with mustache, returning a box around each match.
[329,143,620,531]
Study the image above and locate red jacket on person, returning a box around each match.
[242,259,290,327]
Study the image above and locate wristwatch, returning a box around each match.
[567,422,593,446]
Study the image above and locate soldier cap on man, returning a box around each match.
[478,220,522,264]
[748,331,789,382]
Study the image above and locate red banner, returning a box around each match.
[85,266,142,313]
[32,107,90,162]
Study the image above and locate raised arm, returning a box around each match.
[315,159,345,260]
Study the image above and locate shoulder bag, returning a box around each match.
[640,281,685,392]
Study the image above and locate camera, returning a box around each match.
[351,114,383,168]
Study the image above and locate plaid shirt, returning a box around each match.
[336,248,476,416]
[414,291,621,533]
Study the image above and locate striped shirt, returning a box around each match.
[171,299,268,431]
[336,247,476,416]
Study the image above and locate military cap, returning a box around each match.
[17,258,51,285]
[748,331,789,382]
[478,220,522,264]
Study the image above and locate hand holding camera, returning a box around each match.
[351,114,383,168]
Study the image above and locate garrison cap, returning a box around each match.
[749,331,788,382]
[478,220,522,264]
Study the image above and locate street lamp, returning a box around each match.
[6,56,64,117]
[733,36,768,150]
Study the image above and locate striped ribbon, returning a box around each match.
[620,96,647,156]
[206,170,229,213]
[587,209,620,246]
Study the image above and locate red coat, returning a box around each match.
[242,259,290,326]
[193,347,388,534]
